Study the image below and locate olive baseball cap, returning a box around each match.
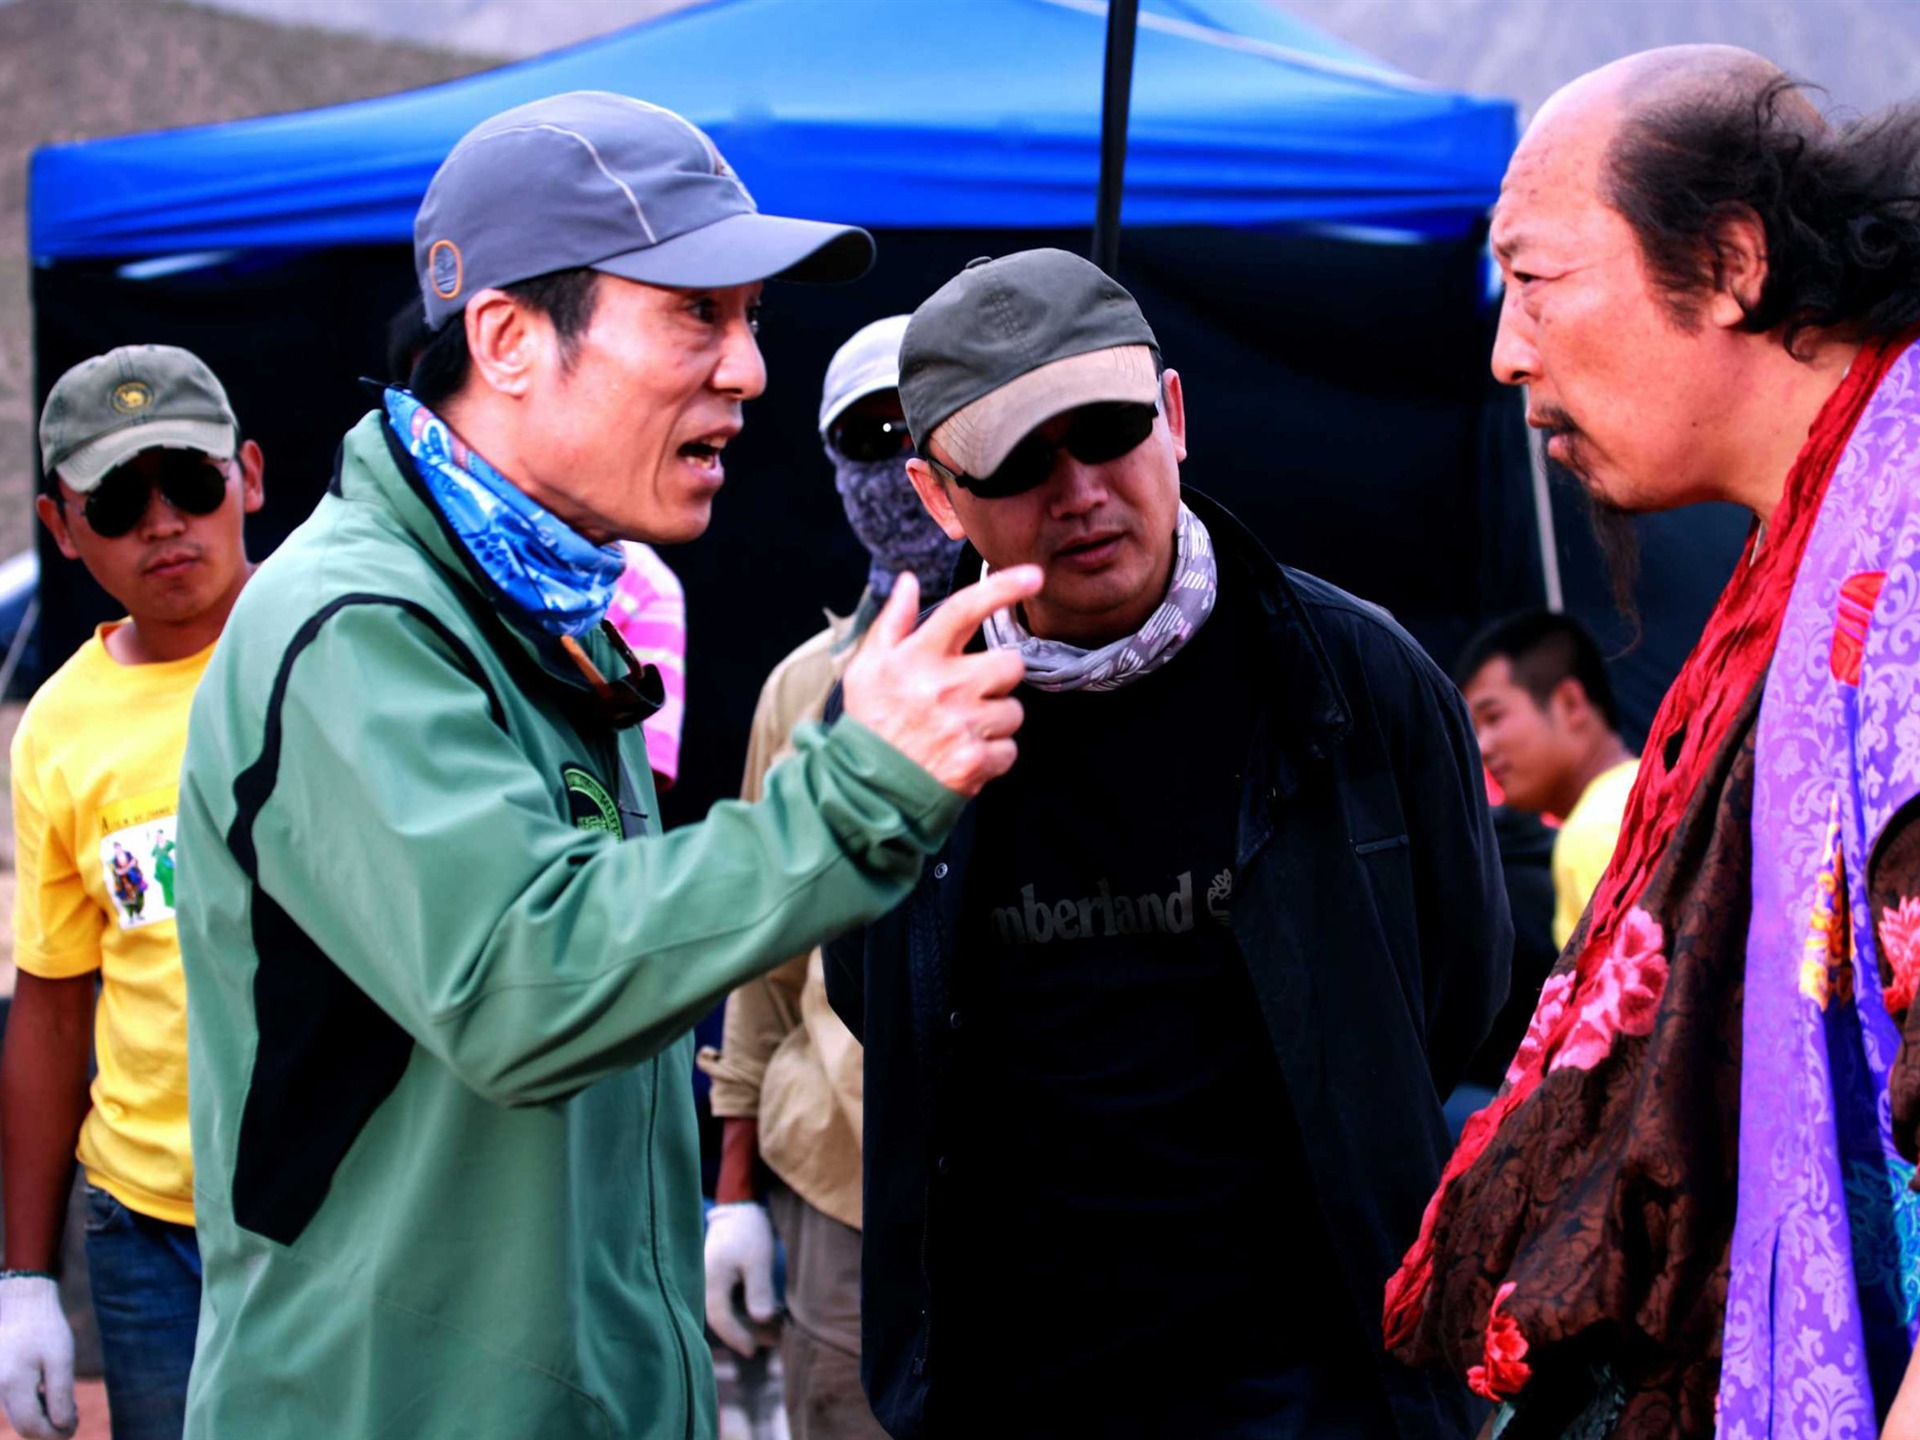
[39,344,239,493]
[899,249,1160,477]
[416,91,876,329]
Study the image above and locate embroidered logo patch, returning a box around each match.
[110,380,153,415]
[1830,571,1886,686]
[428,239,463,300]
[562,765,621,836]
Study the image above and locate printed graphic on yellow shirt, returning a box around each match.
[98,788,179,930]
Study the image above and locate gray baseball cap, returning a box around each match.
[818,314,911,436]
[40,344,239,493]
[416,91,875,329]
[900,249,1160,478]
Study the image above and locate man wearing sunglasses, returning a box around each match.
[698,314,958,1439]
[2,344,262,1440]
[170,94,1038,1440]
[825,250,1511,1440]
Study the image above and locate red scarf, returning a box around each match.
[1384,333,1910,1350]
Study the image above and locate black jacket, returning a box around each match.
[825,489,1512,1440]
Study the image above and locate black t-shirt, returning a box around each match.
[939,578,1372,1430]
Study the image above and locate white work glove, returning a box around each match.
[703,1202,779,1358]
[0,1276,75,1439]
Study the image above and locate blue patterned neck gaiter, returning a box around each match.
[385,388,625,638]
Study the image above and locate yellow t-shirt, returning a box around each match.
[11,624,211,1225]
[1550,758,1640,951]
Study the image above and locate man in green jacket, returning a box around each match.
[174,92,1036,1440]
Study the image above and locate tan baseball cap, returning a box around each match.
[39,344,238,493]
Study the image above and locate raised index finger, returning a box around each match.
[913,565,1044,656]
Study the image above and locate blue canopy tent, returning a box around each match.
[33,0,1514,254]
[30,0,1557,831]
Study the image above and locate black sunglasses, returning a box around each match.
[829,414,916,464]
[80,451,231,539]
[927,401,1157,499]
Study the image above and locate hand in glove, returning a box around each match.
[0,1276,75,1439]
[703,1202,780,1357]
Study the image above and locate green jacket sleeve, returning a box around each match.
[250,602,960,1107]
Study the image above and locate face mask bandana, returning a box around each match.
[830,445,963,604]
[981,502,1218,693]
[386,388,625,638]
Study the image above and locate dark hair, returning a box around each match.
[384,296,432,384]
[1454,610,1621,731]
[1606,77,1920,356]
[409,267,603,407]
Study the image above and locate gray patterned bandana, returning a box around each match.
[830,446,963,603]
[982,502,1217,692]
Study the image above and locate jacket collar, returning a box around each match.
[1184,485,1352,753]
[946,483,1352,752]
[332,410,662,732]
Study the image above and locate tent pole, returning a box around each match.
[1092,0,1141,277]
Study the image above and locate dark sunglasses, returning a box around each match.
[80,452,231,539]
[927,401,1157,499]
[829,414,916,464]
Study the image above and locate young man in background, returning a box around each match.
[1456,611,1638,946]
[1,345,263,1440]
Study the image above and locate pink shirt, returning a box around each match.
[606,542,686,786]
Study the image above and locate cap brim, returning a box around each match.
[595,212,875,290]
[54,419,237,493]
[819,358,903,435]
[932,346,1159,478]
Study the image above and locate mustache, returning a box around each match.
[1533,404,1588,472]
[1531,402,1641,645]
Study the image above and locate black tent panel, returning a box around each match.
[33,226,1530,831]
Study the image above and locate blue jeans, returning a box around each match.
[82,1185,200,1440]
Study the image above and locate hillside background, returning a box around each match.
[0,0,493,557]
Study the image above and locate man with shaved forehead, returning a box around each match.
[1383,47,1920,1439]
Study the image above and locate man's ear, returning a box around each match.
[1706,207,1768,330]
[236,439,266,516]
[1548,674,1593,730]
[906,457,968,542]
[1159,368,1187,464]
[463,289,543,398]
[35,492,81,561]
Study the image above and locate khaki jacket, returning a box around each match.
[698,607,868,1228]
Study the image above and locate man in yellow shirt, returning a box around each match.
[0,346,262,1440]
[1456,611,1638,949]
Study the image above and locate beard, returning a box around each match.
[1536,403,1642,641]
